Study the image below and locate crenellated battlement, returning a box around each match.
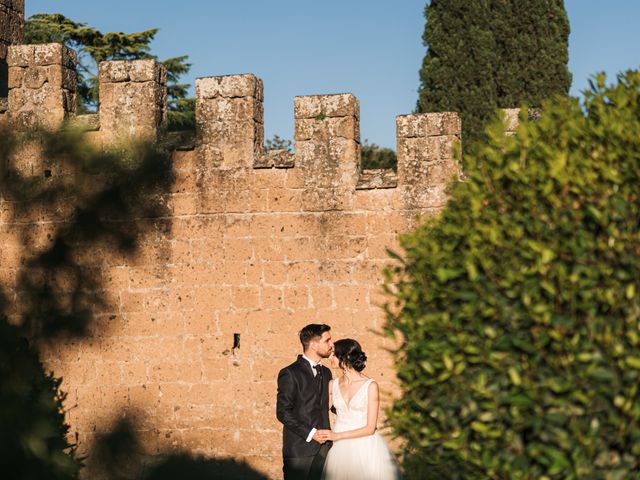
[1,45,464,216]
[0,0,466,213]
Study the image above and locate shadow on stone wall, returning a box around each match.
[0,126,174,340]
[0,60,7,99]
[0,126,176,477]
[92,419,268,480]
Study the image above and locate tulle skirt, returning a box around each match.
[321,432,401,480]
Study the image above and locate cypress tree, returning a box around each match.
[417,0,571,149]
[493,0,571,108]
[417,0,498,151]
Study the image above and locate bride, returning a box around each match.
[318,338,401,480]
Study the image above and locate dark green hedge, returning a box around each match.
[386,71,640,479]
[0,318,81,479]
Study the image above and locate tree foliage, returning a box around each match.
[0,317,80,479]
[387,71,640,479]
[417,0,571,151]
[361,139,397,170]
[24,13,195,130]
[265,134,293,152]
[492,1,572,109]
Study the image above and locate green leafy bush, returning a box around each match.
[0,317,81,479]
[386,71,640,479]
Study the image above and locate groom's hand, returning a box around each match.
[313,430,330,443]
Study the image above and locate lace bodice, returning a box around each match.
[332,378,374,432]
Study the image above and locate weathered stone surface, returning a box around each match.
[254,149,295,169]
[5,61,19,87]
[6,43,77,130]
[196,74,260,99]
[397,112,462,210]
[72,113,100,131]
[502,107,542,136]
[294,93,360,211]
[98,59,166,85]
[196,74,264,169]
[163,130,196,151]
[0,0,23,56]
[396,111,460,138]
[34,43,76,66]
[294,93,359,119]
[502,108,520,133]
[6,44,32,67]
[0,1,25,12]
[356,168,398,190]
[99,59,167,144]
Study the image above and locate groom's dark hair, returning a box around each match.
[299,324,331,350]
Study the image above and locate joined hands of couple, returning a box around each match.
[313,429,337,444]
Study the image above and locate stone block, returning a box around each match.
[130,59,164,83]
[196,74,264,170]
[99,61,130,83]
[6,62,20,87]
[196,74,260,99]
[22,66,47,89]
[327,115,359,140]
[396,111,461,138]
[502,108,520,133]
[396,112,461,210]
[293,93,361,211]
[6,44,77,130]
[6,44,32,67]
[34,43,76,67]
[294,93,359,119]
[322,93,359,118]
[254,149,294,169]
[501,107,541,135]
[294,118,323,142]
[99,59,165,84]
[99,59,167,144]
[356,169,398,190]
[294,95,322,119]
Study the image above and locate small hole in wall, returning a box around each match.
[233,333,241,350]
[44,169,52,178]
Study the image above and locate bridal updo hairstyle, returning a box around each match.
[333,339,367,372]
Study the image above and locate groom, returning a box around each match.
[276,324,334,480]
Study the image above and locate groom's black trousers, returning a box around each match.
[283,443,330,480]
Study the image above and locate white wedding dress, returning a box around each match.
[322,378,401,480]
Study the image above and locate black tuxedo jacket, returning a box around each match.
[276,355,332,458]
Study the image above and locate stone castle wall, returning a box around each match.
[0,0,23,105]
[0,3,491,479]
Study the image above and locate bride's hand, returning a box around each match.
[325,430,339,441]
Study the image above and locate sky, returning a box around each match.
[24,0,640,149]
